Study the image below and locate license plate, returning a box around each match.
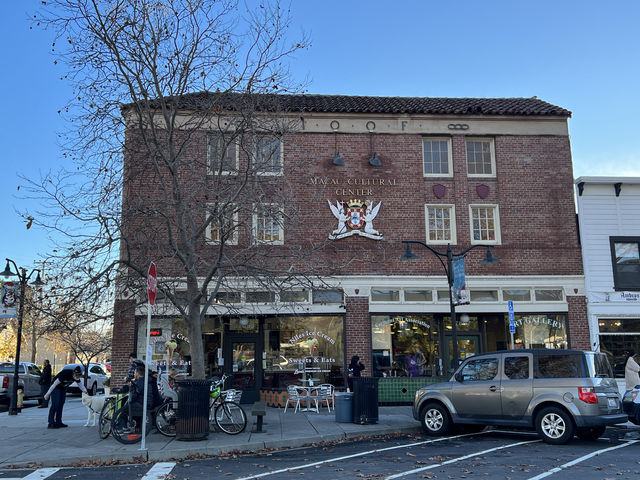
[608,398,617,408]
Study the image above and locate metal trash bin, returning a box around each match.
[352,377,378,424]
[176,379,211,441]
[334,391,353,423]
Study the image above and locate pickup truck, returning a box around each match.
[0,361,43,404]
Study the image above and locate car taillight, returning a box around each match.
[578,387,598,404]
[2,377,8,389]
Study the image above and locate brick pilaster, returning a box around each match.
[567,296,590,350]
[112,299,137,385]
[344,296,371,376]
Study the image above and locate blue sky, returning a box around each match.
[1,0,639,269]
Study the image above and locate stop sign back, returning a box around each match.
[147,262,157,305]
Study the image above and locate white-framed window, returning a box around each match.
[423,137,453,177]
[253,203,284,244]
[371,289,400,302]
[207,133,237,174]
[425,204,456,244]
[206,203,238,245]
[465,137,496,177]
[469,204,501,244]
[254,135,282,175]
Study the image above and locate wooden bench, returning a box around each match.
[251,401,267,433]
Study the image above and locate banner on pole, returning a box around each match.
[452,256,470,306]
[0,281,18,319]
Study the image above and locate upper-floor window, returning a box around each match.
[610,236,640,291]
[207,133,237,174]
[469,204,500,244]
[425,204,456,244]
[254,203,284,244]
[255,136,282,175]
[423,137,452,177]
[465,137,495,177]
[206,203,238,245]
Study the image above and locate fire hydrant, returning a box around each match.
[17,387,24,411]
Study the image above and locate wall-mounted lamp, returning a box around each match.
[366,121,381,167]
[330,120,344,166]
[459,313,470,325]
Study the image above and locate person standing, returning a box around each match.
[38,359,52,408]
[347,355,365,391]
[625,349,640,392]
[44,366,87,429]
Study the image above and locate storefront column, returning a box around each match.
[112,298,137,384]
[344,295,372,376]
[567,295,590,350]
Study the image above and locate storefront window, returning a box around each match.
[371,315,441,377]
[280,290,309,303]
[534,289,564,301]
[263,316,344,388]
[503,289,531,302]
[404,289,432,302]
[371,289,400,302]
[141,317,194,375]
[511,314,567,349]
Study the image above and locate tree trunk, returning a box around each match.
[187,304,205,378]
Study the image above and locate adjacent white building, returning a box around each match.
[575,176,640,376]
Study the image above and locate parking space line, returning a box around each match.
[526,440,639,480]
[140,462,176,480]
[385,439,540,479]
[234,431,492,480]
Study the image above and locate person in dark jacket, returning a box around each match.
[38,359,52,408]
[347,355,365,391]
[125,352,145,383]
[44,366,87,428]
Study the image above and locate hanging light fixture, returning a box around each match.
[330,120,344,166]
[366,121,381,167]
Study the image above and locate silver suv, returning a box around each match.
[413,349,627,444]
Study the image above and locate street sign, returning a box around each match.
[508,300,515,333]
[147,262,157,306]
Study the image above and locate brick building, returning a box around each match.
[113,94,585,404]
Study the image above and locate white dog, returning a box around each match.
[81,393,107,427]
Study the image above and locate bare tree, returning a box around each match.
[56,324,112,391]
[21,1,358,379]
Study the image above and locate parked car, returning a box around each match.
[104,362,111,373]
[61,363,108,395]
[413,349,627,445]
[622,386,640,424]
[0,361,43,404]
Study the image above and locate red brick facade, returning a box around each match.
[115,95,586,386]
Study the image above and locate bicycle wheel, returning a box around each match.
[155,401,177,437]
[98,397,115,439]
[209,399,218,431]
[215,401,247,435]
[111,408,143,444]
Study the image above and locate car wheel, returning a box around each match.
[535,406,574,444]
[91,383,97,396]
[575,426,606,441]
[421,402,451,436]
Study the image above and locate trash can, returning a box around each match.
[352,377,378,424]
[334,391,353,423]
[176,379,211,441]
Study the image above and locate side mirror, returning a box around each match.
[454,372,463,383]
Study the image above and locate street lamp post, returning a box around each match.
[1,258,44,415]
[400,241,500,372]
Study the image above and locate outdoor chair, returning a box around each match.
[318,384,335,412]
[284,385,304,413]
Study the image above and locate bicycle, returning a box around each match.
[208,374,247,435]
[98,387,127,440]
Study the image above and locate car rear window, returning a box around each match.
[0,363,15,374]
[536,353,584,378]
[585,352,614,378]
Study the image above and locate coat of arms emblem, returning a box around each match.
[327,199,383,240]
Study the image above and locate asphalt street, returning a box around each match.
[0,429,639,480]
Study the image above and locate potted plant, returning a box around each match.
[103,377,111,395]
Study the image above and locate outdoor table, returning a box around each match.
[297,385,319,413]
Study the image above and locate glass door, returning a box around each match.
[444,335,480,373]
[224,334,262,403]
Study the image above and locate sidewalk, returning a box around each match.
[0,398,420,468]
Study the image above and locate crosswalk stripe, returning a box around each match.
[21,468,60,479]
[141,462,176,480]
